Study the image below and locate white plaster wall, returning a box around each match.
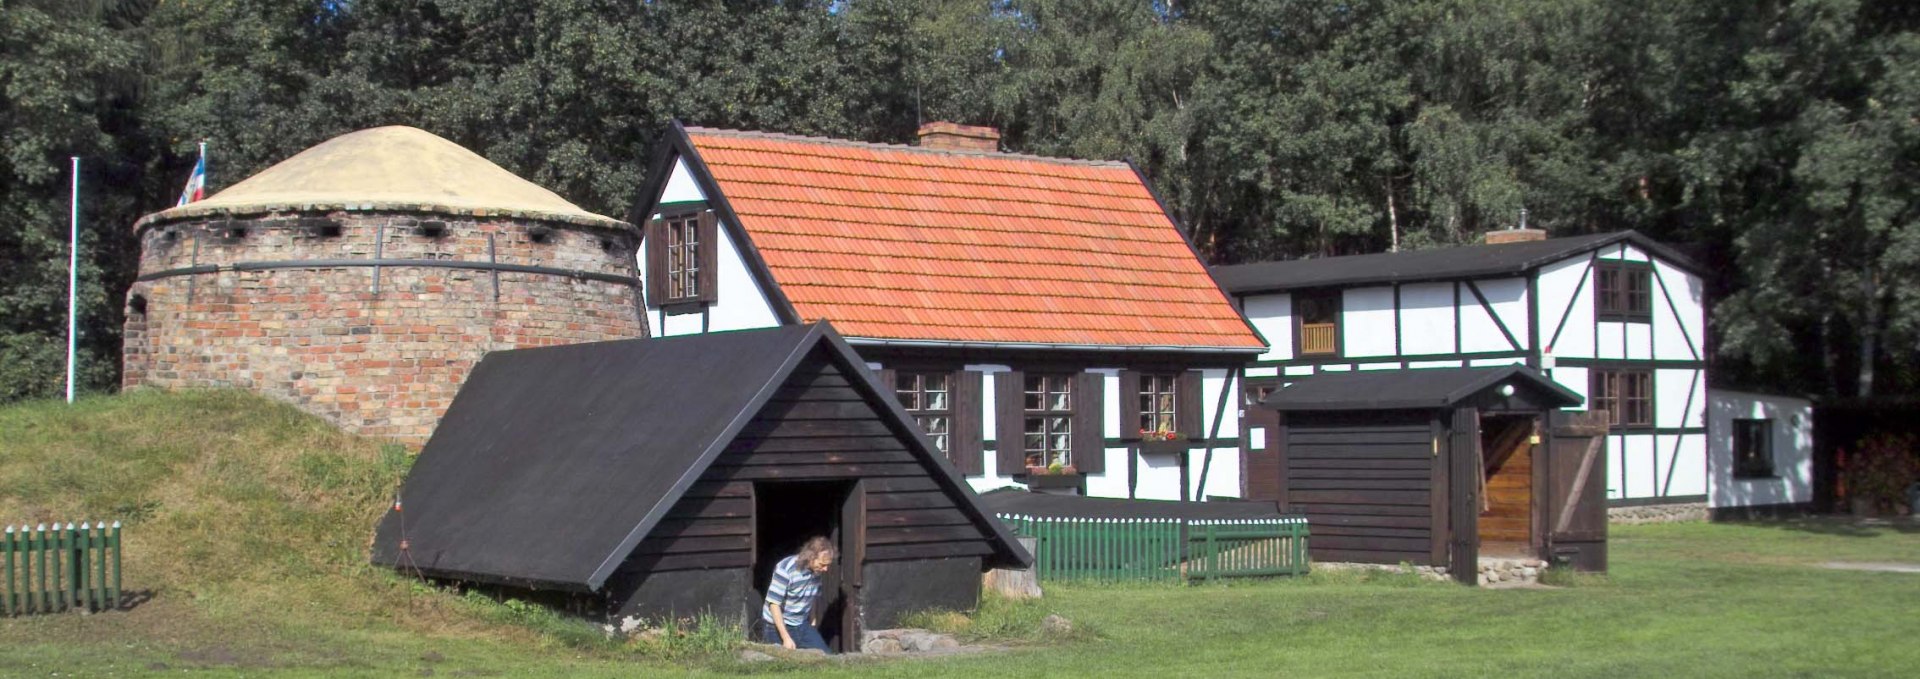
[1409,359,1466,369]
[1611,434,1661,500]
[1456,278,1528,353]
[1283,365,1315,376]
[640,158,781,338]
[1469,357,1526,367]
[1657,433,1708,498]
[1549,366,1591,411]
[1358,362,1401,371]
[1655,369,1705,429]
[1603,243,1650,262]
[1595,322,1625,360]
[1625,322,1653,360]
[1398,283,1457,355]
[1535,255,1593,359]
[1245,366,1279,378]
[1342,287,1397,357]
[1707,391,1814,509]
[1652,259,1706,361]
[1241,294,1293,362]
[660,157,704,203]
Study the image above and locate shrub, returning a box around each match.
[1843,433,1920,513]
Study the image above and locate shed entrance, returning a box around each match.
[1477,414,1538,557]
[753,480,861,653]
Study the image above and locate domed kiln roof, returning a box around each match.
[137,126,628,230]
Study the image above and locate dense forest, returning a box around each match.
[3,0,1916,404]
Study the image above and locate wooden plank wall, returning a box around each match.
[1479,421,1533,545]
[1284,411,1436,565]
[625,353,995,574]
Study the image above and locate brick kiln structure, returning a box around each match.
[123,126,645,443]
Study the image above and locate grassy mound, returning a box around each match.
[0,390,677,674]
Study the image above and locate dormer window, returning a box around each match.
[1595,261,1652,322]
[646,208,717,309]
[1295,290,1339,356]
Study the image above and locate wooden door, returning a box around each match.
[1446,407,1481,584]
[836,480,865,651]
[1544,412,1608,571]
[1241,379,1284,503]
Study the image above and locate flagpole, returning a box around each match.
[67,156,79,404]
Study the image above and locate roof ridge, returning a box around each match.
[684,126,1134,168]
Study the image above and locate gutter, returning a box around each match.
[844,336,1266,355]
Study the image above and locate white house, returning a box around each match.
[630,121,1268,502]
[1212,230,1711,506]
[1706,390,1815,517]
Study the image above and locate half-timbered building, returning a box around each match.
[1213,230,1709,507]
[629,122,1268,503]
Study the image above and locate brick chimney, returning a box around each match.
[1483,228,1547,245]
[916,121,1001,153]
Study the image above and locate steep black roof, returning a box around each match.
[979,489,1287,520]
[1211,231,1702,294]
[1262,366,1582,411]
[370,323,1029,591]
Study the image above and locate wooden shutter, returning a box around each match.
[1072,372,1106,474]
[644,216,666,308]
[1177,370,1204,439]
[1117,370,1142,439]
[695,211,719,304]
[951,369,984,475]
[995,371,1026,475]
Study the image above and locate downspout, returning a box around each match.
[1193,366,1242,500]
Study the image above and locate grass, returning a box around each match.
[4,390,1919,677]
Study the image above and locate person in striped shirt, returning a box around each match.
[761,536,836,652]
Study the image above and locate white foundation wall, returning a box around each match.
[1707,390,1814,509]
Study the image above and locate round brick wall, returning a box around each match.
[122,211,645,444]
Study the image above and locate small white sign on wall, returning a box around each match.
[1249,427,1267,451]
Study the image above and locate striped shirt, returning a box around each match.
[762,555,822,627]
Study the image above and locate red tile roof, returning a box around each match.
[683,128,1265,350]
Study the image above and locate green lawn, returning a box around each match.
[3,391,1918,677]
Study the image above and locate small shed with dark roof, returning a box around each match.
[1255,366,1611,583]
[369,322,1029,650]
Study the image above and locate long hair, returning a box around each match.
[794,536,835,564]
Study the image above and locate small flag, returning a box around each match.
[176,142,207,206]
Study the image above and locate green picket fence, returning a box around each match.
[3,522,122,616]
[997,514,1309,583]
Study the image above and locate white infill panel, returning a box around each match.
[1242,294,1293,362]
[660,157,706,203]
[1536,255,1594,358]
[1651,259,1705,361]
[1342,287,1397,357]
[1655,369,1704,428]
[1459,279,1526,354]
[1662,433,1707,497]
[1595,323,1625,360]
[1398,282,1457,355]
[1625,323,1653,360]
[706,223,781,332]
[1548,366,1591,411]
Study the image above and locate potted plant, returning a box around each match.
[1135,426,1190,455]
[1842,433,1920,517]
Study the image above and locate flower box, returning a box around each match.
[1023,468,1083,490]
[1136,439,1191,456]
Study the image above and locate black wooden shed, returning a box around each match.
[1257,366,1609,584]
[369,323,1030,649]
